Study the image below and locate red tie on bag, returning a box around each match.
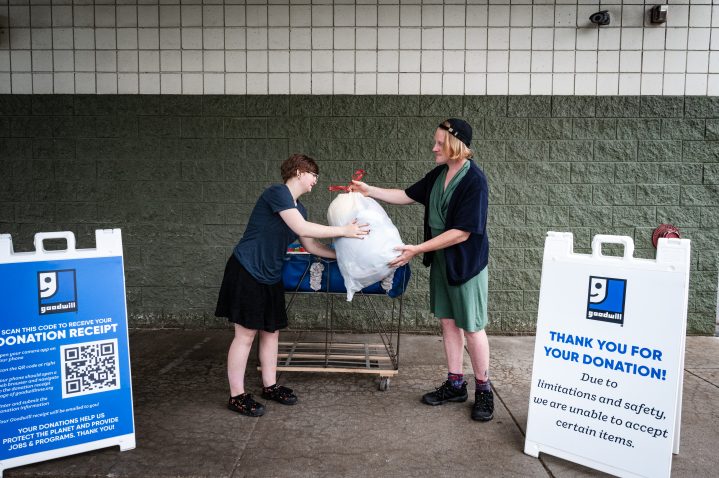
[328,169,365,192]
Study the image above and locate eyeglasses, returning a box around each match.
[306,171,319,180]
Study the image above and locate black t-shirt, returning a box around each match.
[234,184,307,284]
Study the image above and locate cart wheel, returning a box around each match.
[379,377,390,391]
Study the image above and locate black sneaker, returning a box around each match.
[471,390,494,421]
[421,380,468,406]
[261,384,298,405]
[228,393,265,417]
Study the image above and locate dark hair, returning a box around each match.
[281,153,319,183]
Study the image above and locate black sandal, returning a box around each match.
[261,384,298,405]
[228,393,265,417]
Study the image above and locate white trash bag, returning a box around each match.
[327,192,403,301]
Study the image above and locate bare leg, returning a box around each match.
[440,318,465,374]
[465,329,490,383]
[420,318,469,406]
[258,330,280,387]
[227,324,257,396]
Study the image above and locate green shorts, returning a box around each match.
[429,250,488,333]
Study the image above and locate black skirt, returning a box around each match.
[215,254,288,332]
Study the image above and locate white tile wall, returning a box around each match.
[0,0,717,95]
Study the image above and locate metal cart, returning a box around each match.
[275,253,410,391]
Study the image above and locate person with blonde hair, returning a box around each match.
[350,119,493,421]
[216,153,369,417]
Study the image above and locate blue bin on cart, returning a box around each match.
[282,251,411,298]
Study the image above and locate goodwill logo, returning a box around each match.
[586,276,626,325]
[38,269,78,315]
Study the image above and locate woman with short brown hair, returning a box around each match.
[216,154,368,417]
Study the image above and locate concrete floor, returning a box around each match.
[3,330,718,478]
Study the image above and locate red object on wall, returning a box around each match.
[652,224,681,249]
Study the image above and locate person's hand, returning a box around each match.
[349,180,371,196]
[343,219,370,239]
[389,244,420,268]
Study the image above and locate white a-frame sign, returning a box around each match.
[0,230,135,476]
[525,233,690,478]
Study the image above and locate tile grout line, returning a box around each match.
[684,368,719,390]
[158,335,211,375]
[492,385,556,478]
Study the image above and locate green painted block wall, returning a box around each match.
[0,95,716,334]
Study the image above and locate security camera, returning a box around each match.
[650,5,668,24]
[589,10,611,26]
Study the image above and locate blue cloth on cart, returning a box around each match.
[282,253,411,298]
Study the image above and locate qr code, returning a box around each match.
[60,339,121,399]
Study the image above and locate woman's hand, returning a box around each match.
[343,219,370,239]
[349,180,371,196]
[389,244,420,268]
